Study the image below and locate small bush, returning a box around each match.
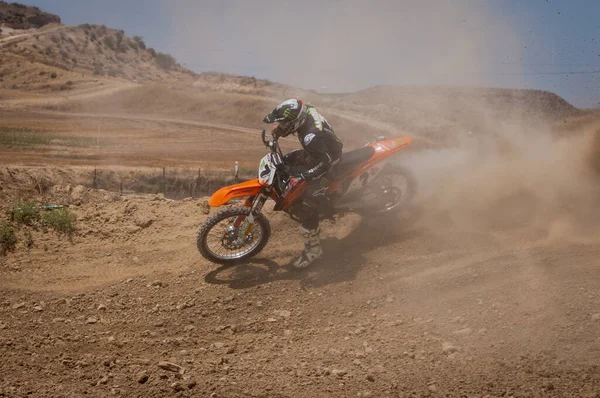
[133,36,146,50]
[93,64,104,75]
[0,222,17,256]
[147,47,156,57]
[115,30,124,46]
[50,72,57,79]
[25,230,34,249]
[12,200,41,226]
[90,32,97,41]
[42,209,76,237]
[103,36,115,50]
[155,52,177,70]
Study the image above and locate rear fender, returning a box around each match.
[369,137,412,158]
[327,137,412,196]
[359,136,412,173]
[208,179,264,207]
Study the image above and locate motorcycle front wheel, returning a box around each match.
[197,206,271,265]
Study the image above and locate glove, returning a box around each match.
[288,176,303,189]
[284,176,303,197]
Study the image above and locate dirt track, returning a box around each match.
[0,94,600,397]
[1,66,600,398]
[0,25,66,48]
[1,176,600,397]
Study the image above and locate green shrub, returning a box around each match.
[50,72,57,79]
[93,64,104,75]
[12,200,41,226]
[0,222,17,256]
[155,52,177,70]
[115,30,124,46]
[42,209,76,237]
[103,36,115,50]
[133,36,146,50]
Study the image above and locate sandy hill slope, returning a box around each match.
[29,74,587,150]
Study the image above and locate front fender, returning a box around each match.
[208,179,264,207]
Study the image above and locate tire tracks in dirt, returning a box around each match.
[0,25,67,48]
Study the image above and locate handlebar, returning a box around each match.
[261,128,285,161]
[261,129,268,147]
[261,129,280,152]
[260,129,291,180]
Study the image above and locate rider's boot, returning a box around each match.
[292,226,323,269]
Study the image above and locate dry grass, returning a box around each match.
[41,208,76,237]
[11,200,41,226]
[0,126,95,148]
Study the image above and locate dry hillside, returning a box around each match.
[0,0,60,29]
[1,6,196,92]
[0,2,589,152]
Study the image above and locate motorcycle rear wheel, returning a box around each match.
[370,165,417,214]
[197,206,271,265]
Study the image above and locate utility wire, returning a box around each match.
[496,70,600,76]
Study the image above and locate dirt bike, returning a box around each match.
[197,129,416,265]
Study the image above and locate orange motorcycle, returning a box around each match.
[197,129,415,264]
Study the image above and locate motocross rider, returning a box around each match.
[263,99,343,269]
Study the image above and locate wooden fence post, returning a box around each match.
[92,168,98,189]
[160,167,166,194]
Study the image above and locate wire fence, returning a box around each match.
[88,164,250,200]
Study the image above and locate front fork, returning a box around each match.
[234,188,270,239]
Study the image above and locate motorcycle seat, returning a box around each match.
[332,146,375,176]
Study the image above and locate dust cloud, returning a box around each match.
[165,0,598,239]
[403,127,600,240]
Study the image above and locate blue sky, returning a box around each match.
[18,0,600,108]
